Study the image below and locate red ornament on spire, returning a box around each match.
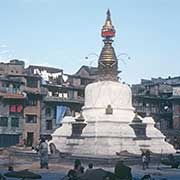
[101,9,116,38]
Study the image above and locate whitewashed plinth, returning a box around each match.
[49,81,175,155]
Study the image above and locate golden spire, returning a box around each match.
[98,10,118,81]
[101,9,116,38]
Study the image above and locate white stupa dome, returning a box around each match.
[84,80,132,109]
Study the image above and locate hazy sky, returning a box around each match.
[0,0,180,84]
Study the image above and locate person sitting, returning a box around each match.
[66,159,84,180]
[8,166,14,172]
[168,154,179,168]
[141,174,151,180]
[114,160,132,180]
[67,169,77,180]
[86,163,93,173]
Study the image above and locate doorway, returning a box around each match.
[26,132,34,147]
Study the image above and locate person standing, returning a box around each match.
[39,137,49,169]
[145,150,150,168]
[142,152,148,170]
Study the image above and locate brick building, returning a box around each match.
[0,59,180,147]
[0,60,25,147]
[25,65,97,139]
[0,61,98,147]
[22,74,42,147]
[0,60,42,147]
[132,76,180,139]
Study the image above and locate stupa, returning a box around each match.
[49,10,175,155]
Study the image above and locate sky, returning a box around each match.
[0,0,180,84]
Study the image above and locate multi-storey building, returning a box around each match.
[0,60,43,147]
[22,74,42,147]
[132,76,180,139]
[0,59,25,75]
[0,59,180,147]
[0,61,98,147]
[171,85,180,130]
[0,60,25,147]
[26,65,97,139]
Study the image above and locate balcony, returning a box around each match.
[0,86,21,94]
[20,86,47,95]
[135,106,172,115]
[159,109,172,115]
[3,93,25,99]
[0,87,25,99]
[21,86,40,94]
[135,106,159,114]
[44,95,84,104]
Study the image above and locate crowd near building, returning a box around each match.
[0,59,179,148]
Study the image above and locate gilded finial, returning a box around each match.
[101,9,115,38]
[98,10,118,81]
[107,9,111,20]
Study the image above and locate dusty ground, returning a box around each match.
[1,149,180,180]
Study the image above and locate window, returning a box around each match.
[2,83,9,88]
[77,91,84,98]
[27,96,37,106]
[58,93,63,98]
[11,117,19,127]
[45,108,51,117]
[27,77,38,88]
[52,91,59,97]
[26,115,37,123]
[48,91,52,96]
[0,117,8,127]
[63,93,68,99]
[12,84,20,94]
[9,104,23,114]
[46,120,52,130]
[81,79,86,85]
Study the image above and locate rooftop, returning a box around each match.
[27,65,63,74]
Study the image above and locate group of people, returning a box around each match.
[63,159,133,180]
[36,138,152,179]
[36,138,152,178]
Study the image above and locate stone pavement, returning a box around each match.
[131,164,180,180]
[1,153,180,180]
[1,165,180,180]
[1,160,180,179]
